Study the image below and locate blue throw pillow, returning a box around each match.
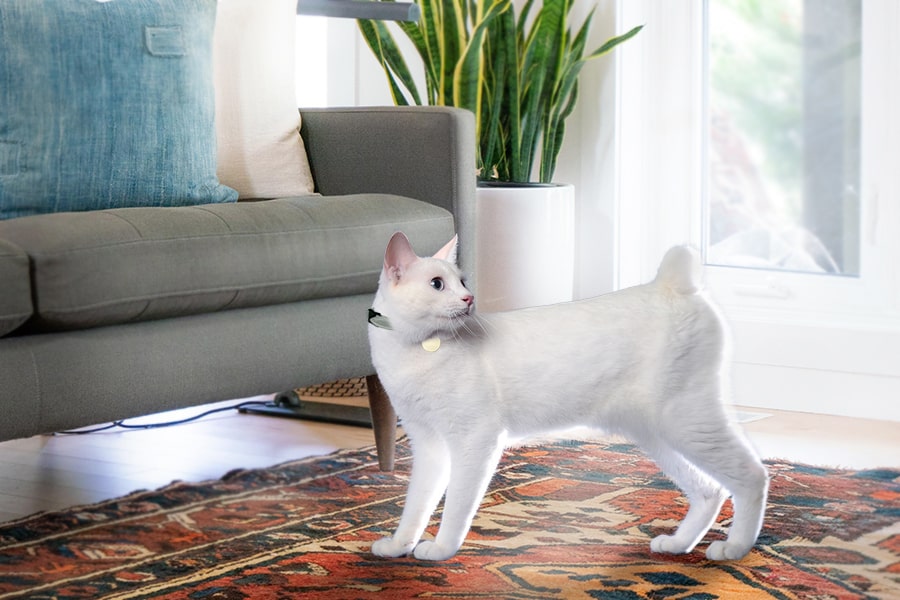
[0,0,237,219]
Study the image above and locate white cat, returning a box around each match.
[368,232,768,562]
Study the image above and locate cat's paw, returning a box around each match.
[706,540,752,561]
[413,540,458,561]
[371,536,416,558]
[650,534,694,555]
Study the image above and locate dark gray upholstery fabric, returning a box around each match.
[0,194,453,331]
[0,347,39,438]
[301,106,477,291]
[0,294,376,435]
[0,237,31,336]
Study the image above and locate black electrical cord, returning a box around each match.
[54,400,271,435]
[55,421,124,435]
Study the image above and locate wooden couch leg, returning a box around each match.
[365,374,397,471]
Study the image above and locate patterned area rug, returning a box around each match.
[0,440,897,599]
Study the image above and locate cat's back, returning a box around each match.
[476,267,724,369]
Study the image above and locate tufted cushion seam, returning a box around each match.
[21,216,452,257]
[36,269,383,316]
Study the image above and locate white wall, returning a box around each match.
[553,0,622,300]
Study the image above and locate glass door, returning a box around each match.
[706,0,860,277]
[615,0,900,419]
[700,0,899,327]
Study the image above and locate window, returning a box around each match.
[615,0,900,420]
[706,0,861,276]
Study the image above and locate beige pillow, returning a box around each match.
[214,0,316,199]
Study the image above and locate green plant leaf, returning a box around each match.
[396,15,437,102]
[358,19,423,105]
[440,0,466,105]
[586,24,644,59]
[452,0,509,133]
[542,78,578,182]
[419,0,444,102]
[517,0,569,182]
[539,8,591,181]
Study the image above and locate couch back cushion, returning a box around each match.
[0,0,237,220]
[0,196,455,332]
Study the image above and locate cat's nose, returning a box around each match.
[461,295,474,306]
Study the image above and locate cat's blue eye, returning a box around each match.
[430,277,444,291]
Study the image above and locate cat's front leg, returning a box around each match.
[413,436,505,561]
[372,432,451,558]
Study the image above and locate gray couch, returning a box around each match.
[0,106,476,471]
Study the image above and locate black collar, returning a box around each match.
[367,308,393,330]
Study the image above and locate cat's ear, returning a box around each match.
[384,231,419,284]
[432,235,459,265]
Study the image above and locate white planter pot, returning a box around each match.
[475,183,575,312]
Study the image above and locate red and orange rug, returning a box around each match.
[0,439,896,599]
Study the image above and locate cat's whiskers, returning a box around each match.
[449,317,471,342]
[443,312,467,341]
[449,312,489,341]
[469,313,492,335]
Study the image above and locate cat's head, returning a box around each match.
[374,232,474,340]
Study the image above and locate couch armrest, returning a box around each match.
[299,106,477,280]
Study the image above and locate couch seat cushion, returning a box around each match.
[0,238,31,336]
[0,195,454,331]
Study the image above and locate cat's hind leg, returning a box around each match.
[640,441,729,556]
[669,424,769,561]
[372,430,451,558]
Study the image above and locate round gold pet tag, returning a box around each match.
[421,337,441,352]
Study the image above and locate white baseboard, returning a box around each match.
[731,362,900,422]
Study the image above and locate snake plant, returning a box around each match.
[359,0,641,183]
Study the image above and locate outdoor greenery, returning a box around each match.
[706,0,861,273]
[359,0,641,183]
[709,0,804,206]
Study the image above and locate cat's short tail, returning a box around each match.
[654,246,702,294]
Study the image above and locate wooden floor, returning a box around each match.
[0,395,897,523]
